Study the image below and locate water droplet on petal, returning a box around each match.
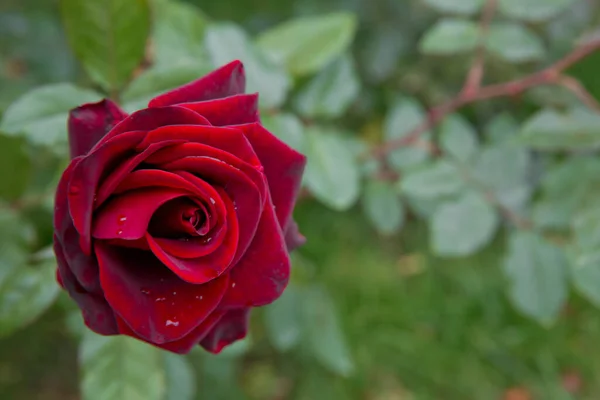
[172,291,177,295]
[165,319,180,327]
[231,282,236,288]
[140,288,150,295]
[155,297,166,302]
[116,229,123,235]
[209,197,216,205]
[117,215,127,225]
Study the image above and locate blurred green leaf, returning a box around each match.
[0,134,31,201]
[569,204,600,307]
[484,112,519,143]
[384,97,430,170]
[302,286,354,376]
[163,353,196,400]
[362,180,405,235]
[206,23,290,109]
[0,254,59,337]
[0,83,101,151]
[486,22,545,62]
[423,0,485,15]
[519,107,600,150]
[439,114,478,163]
[256,12,357,76]
[498,0,575,22]
[293,54,360,119]
[304,127,360,210]
[61,0,151,93]
[152,0,208,67]
[419,18,480,55]
[0,208,33,286]
[503,230,568,324]
[80,333,166,400]
[431,191,499,256]
[261,113,306,153]
[264,284,302,352]
[399,160,465,200]
[122,64,212,112]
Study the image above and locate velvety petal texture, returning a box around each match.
[52,61,306,354]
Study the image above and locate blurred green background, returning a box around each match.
[1,0,600,399]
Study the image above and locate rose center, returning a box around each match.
[148,197,211,239]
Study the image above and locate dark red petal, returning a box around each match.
[59,225,101,293]
[234,123,306,230]
[139,125,261,168]
[93,105,210,150]
[68,99,128,159]
[151,229,226,259]
[284,219,306,252]
[149,60,245,107]
[92,188,189,240]
[68,130,146,255]
[54,158,81,238]
[178,94,259,126]
[54,239,118,335]
[116,310,225,354]
[221,195,290,308]
[199,308,250,353]
[145,188,239,284]
[173,168,262,264]
[96,243,230,344]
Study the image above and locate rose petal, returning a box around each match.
[145,188,239,284]
[96,243,229,343]
[92,188,189,240]
[59,225,101,293]
[54,239,118,335]
[199,308,250,353]
[116,310,225,354]
[178,93,259,126]
[94,105,211,150]
[151,229,226,259]
[234,123,306,230]
[68,99,128,159]
[139,125,261,168]
[68,130,146,254]
[221,195,290,308]
[149,60,245,107]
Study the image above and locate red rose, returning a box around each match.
[53,61,306,354]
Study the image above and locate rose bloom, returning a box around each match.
[53,60,306,354]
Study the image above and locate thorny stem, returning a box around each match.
[364,0,600,229]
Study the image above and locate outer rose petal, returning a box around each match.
[200,308,250,353]
[68,99,128,159]
[178,93,259,126]
[234,123,306,230]
[96,243,229,344]
[221,195,290,308]
[284,219,306,252]
[149,60,245,107]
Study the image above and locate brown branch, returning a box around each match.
[556,75,600,113]
[365,28,600,160]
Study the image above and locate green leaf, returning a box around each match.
[419,18,480,55]
[80,333,166,400]
[484,112,519,143]
[503,231,568,324]
[384,97,430,170]
[430,191,499,256]
[0,256,59,337]
[206,23,290,109]
[519,107,600,150]
[499,0,575,22]
[0,135,31,201]
[362,180,405,235]
[163,353,196,400]
[152,0,208,67]
[302,286,354,376]
[61,0,151,93]
[399,160,465,199]
[423,0,485,15]
[260,113,306,153]
[304,127,360,210]
[0,208,34,286]
[293,54,360,119]
[256,12,357,76]
[486,23,545,63]
[569,205,600,307]
[122,64,212,112]
[0,83,101,150]
[264,284,302,352]
[439,114,478,163]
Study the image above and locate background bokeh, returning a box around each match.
[1,0,600,399]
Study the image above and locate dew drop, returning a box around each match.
[231,282,236,288]
[116,229,123,235]
[209,197,216,205]
[195,295,203,300]
[165,319,180,327]
[172,291,177,295]
[140,288,150,295]
[155,297,166,302]
[117,215,127,225]
[206,237,212,243]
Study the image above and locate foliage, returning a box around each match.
[1,0,600,398]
